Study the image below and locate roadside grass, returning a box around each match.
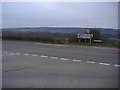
[3,39,119,48]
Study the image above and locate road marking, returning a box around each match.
[114,64,120,67]
[90,62,95,64]
[40,55,48,58]
[32,54,38,56]
[72,60,82,62]
[86,61,95,64]
[36,43,40,44]
[24,53,29,55]
[50,57,58,59]
[4,51,118,68]
[99,63,110,66]
[60,58,69,60]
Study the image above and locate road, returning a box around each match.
[2,41,119,88]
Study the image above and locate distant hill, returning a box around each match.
[2,27,118,36]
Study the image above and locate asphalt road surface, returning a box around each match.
[2,41,119,88]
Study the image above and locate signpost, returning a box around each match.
[77,29,102,44]
[77,30,93,44]
[77,34,80,43]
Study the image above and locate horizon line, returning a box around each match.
[1,26,118,29]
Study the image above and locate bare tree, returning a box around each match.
[90,28,102,40]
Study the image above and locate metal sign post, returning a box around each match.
[77,34,80,43]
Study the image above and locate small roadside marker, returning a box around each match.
[50,57,58,59]
[114,64,120,67]
[60,58,69,60]
[86,61,95,64]
[99,63,110,66]
[40,55,48,58]
[73,60,82,62]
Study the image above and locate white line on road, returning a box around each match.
[5,51,118,68]
[86,61,95,64]
[72,60,82,62]
[40,55,48,58]
[99,63,110,66]
[60,58,69,60]
[36,43,40,44]
[24,53,30,55]
[90,62,95,64]
[32,54,38,56]
[114,64,120,67]
[50,57,58,59]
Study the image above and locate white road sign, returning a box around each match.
[79,34,93,39]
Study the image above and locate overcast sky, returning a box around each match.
[2,2,118,29]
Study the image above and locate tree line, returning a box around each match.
[2,28,116,45]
